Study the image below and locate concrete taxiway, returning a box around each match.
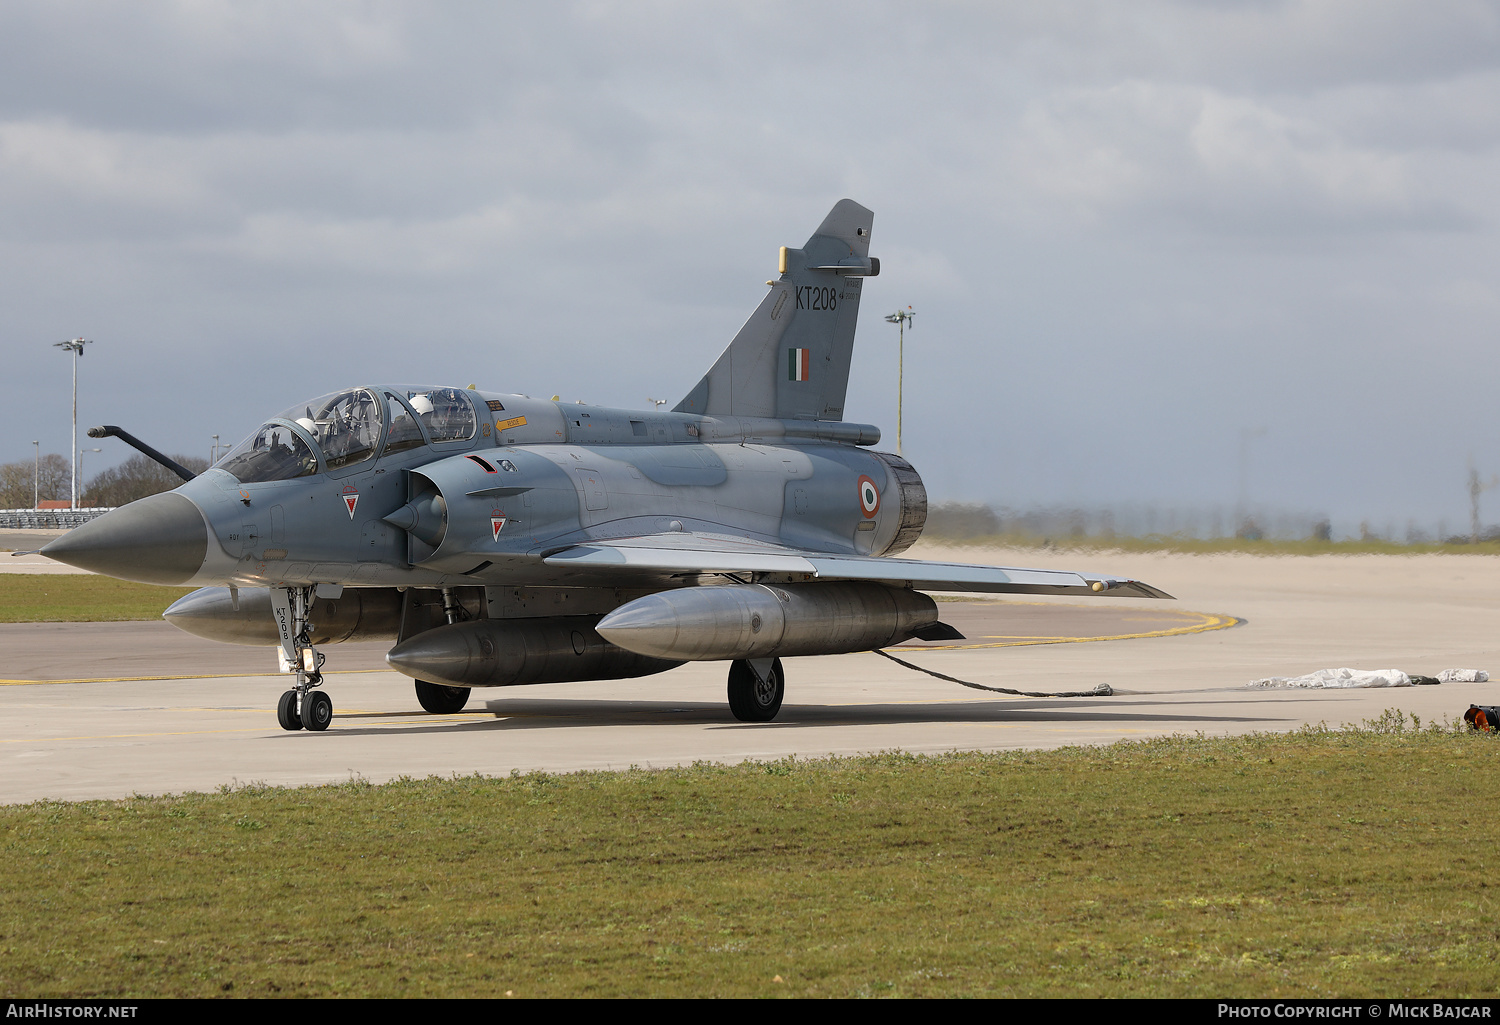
[2,539,1498,803]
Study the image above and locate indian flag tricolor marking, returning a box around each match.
[788,347,810,381]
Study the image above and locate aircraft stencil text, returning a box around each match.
[795,286,838,311]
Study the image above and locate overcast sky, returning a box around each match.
[4,1,1499,537]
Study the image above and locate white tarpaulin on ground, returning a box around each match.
[1248,667,1490,688]
[1438,669,1489,683]
[1248,668,1414,689]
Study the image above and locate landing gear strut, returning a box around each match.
[728,658,784,722]
[270,585,332,732]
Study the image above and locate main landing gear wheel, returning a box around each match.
[416,680,471,714]
[277,690,303,732]
[300,690,333,732]
[727,658,784,723]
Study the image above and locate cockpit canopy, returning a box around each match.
[219,385,478,483]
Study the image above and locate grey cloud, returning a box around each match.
[6,0,1500,534]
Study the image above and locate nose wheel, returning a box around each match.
[276,689,301,731]
[300,690,333,731]
[271,585,334,732]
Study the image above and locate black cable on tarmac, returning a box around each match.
[873,648,1113,698]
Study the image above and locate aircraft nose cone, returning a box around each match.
[40,492,209,585]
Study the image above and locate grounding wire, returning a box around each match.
[873,648,1114,698]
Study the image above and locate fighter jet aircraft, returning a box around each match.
[41,199,1170,732]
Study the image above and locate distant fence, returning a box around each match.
[0,508,116,529]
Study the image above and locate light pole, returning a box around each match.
[1468,458,1498,544]
[883,307,915,456]
[647,398,667,411]
[53,337,92,509]
[1237,426,1267,536]
[78,448,101,507]
[211,434,221,465]
[32,441,39,509]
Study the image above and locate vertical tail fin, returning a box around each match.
[674,199,878,421]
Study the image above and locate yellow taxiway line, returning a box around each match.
[0,669,392,687]
[1,611,1242,686]
[892,610,1242,651]
[0,711,501,743]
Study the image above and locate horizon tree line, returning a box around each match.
[0,452,208,509]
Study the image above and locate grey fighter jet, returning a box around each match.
[41,200,1170,732]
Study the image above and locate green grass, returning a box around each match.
[922,532,1500,556]
[0,574,192,622]
[3,713,1497,998]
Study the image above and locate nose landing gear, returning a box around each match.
[270,585,333,732]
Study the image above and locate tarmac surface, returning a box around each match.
[2,535,1498,803]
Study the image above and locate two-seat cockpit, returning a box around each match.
[217,386,478,483]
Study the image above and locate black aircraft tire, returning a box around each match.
[727,658,784,723]
[277,690,303,731]
[415,680,471,714]
[301,690,333,732]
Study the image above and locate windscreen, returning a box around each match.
[219,423,319,483]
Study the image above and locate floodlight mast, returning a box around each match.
[1467,458,1498,544]
[53,337,91,510]
[883,307,915,456]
